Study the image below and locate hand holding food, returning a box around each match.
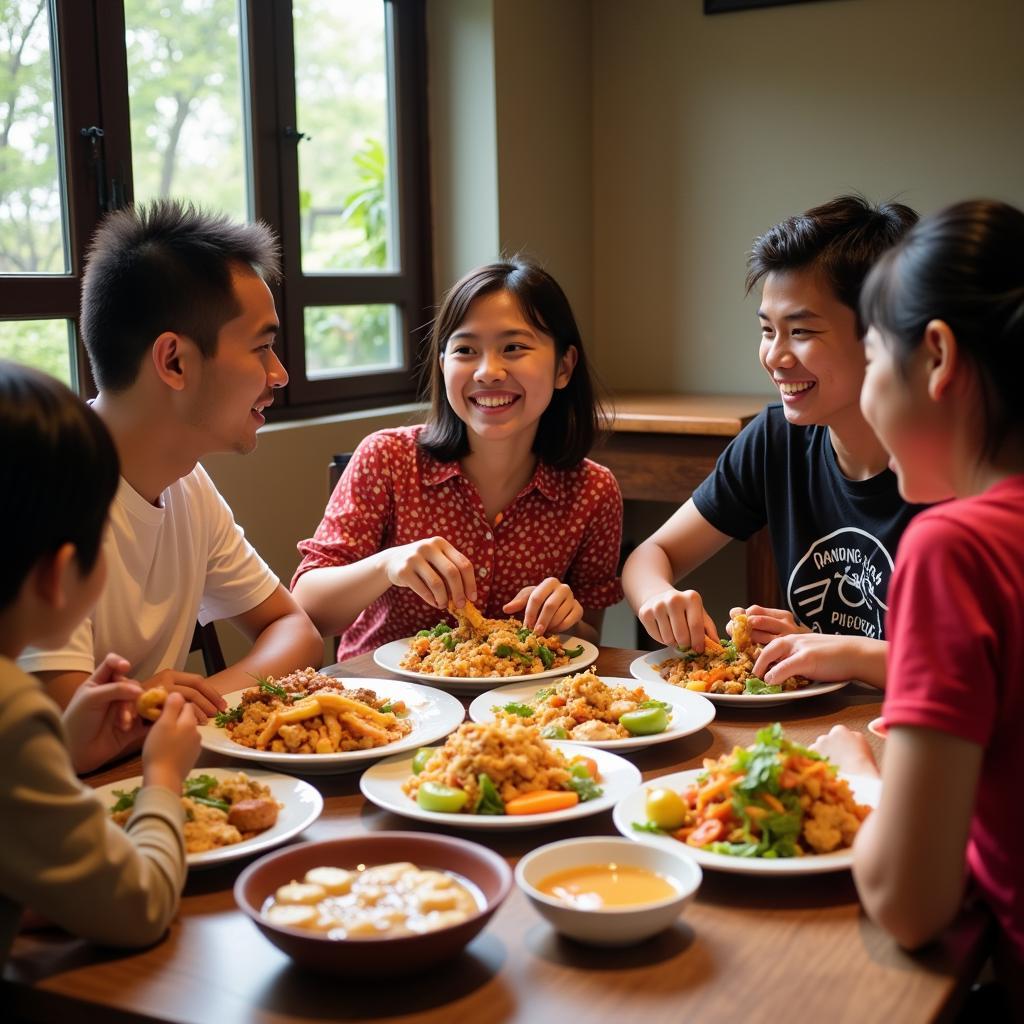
[752,631,866,688]
[142,691,201,794]
[637,586,720,652]
[141,668,227,724]
[62,652,147,774]
[383,535,477,609]
[136,686,168,722]
[502,578,582,637]
[728,605,811,646]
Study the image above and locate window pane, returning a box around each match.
[0,318,74,385]
[124,0,249,221]
[293,0,394,273]
[0,0,69,274]
[304,304,400,379]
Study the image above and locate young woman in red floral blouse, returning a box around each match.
[292,259,624,660]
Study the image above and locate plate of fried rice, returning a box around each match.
[359,721,641,829]
[467,671,715,751]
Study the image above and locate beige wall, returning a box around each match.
[590,0,1024,393]
[206,0,1024,656]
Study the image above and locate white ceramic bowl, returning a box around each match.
[515,836,701,946]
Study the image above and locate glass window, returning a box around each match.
[304,304,400,379]
[0,0,69,274]
[293,0,394,273]
[0,318,75,385]
[124,0,250,220]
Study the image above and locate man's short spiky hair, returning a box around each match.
[80,199,281,391]
[745,195,918,334]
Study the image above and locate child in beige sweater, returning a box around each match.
[0,361,199,962]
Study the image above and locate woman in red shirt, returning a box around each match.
[813,199,1024,1013]
[292,259,623,660]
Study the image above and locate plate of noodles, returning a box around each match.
[612,723,878,875]
[198,668,464,774]
[374,600,598,693]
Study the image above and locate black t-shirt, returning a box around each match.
[692,404,928,641]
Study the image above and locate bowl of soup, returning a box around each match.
[515,836,701,946]
[235,832,512,974]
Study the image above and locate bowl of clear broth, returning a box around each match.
[235,832,512,974]
[515,836,701,946]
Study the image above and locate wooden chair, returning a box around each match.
[328,452,354,497]
[190,621,226,676]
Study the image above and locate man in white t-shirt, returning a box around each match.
[21,201,323,720]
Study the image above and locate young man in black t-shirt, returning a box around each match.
[622,195,923,689]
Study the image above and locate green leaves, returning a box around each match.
[563,644,585,659]
[566,773,603,803]
[744,677,782,695]
[214,704,244,728]
[536,644,555,670]
[473,773,505,815]
[110,786,141,814]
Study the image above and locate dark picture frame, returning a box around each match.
[705,0,835,13]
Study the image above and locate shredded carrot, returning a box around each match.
[505,790,579,815]
[697,776,733,808]
[762,793,785,814]
[706,667,731,684]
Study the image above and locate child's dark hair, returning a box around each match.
[746,195,919,333]
[860,198,1024,459]
[0,362,120,609]
[418,258,602,469]
[80,199,281,391]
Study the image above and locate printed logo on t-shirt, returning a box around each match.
[786,527,894,639]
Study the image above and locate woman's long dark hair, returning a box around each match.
[418,258,603,469]
[860,199,1024,458]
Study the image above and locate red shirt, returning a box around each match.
[293,426,624,659]
[883,474,1024,961]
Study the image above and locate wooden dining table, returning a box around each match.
[3,648,990,1023]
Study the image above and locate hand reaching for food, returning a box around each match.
[503,578,582,636]
[637,587,719,652]
[752,632,887,689]
[139,669,226,724]
[383,536,477,609]
[728,605,811,646]
[63,652,147,774]
[810,724,880,779]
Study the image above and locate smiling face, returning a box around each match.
[440,289,576,448]
[860,327,955,503]
[757,269,866,428]
[187,266,287,454]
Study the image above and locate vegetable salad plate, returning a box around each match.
[630,649,849,707]
[467,677,715,752]
[373,635,599,694]
[612,768,881,875]
[92,767,324,869]
[198,677,465,774]
[359,742,641,830]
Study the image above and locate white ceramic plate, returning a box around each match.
[359,741,641,830]
[466,676,715,752]
[373,636,599,694]
[198,677,465,775]
[612,768,881,875]
[93,767,324,869]
[629,649,849,707]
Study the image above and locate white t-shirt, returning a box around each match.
[19,463,279,681]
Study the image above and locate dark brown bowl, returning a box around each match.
[234,832,512,975]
